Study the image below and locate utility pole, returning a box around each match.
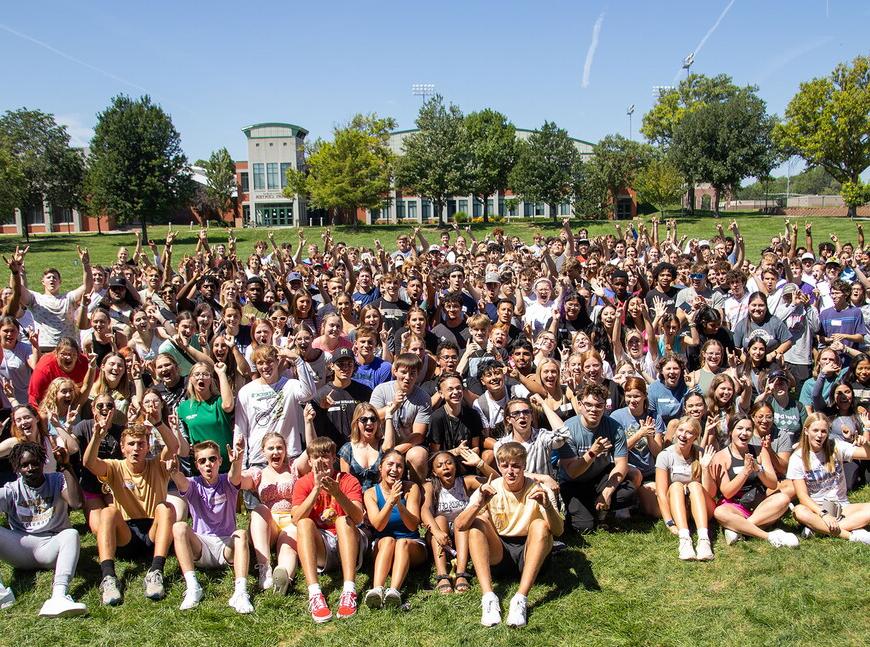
[626,105,635,140]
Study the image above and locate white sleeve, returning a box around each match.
[288,358,315,403]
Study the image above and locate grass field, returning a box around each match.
[2,212,870,646]
[2,212,866,283]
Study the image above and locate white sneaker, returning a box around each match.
[801,526,815,539]
[38,595,87,618]
[506,595,527,628]
[364,587,384,609]
[480,593,501,627]
[695,538,714,561]
[849,528,870,545]
[678,537,696,561]
[256,564,273,591]
[228,591,254,614]
[724,529,741,545]
[383,587,401,608]
[180,586,203,610]
[767,529,799,548]
[0,584,14,610]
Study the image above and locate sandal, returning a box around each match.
[454,572,472,593]
[435,574,453,594]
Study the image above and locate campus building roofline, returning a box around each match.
[242,122,309,139]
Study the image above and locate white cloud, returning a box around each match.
[56,114,95,147]
[582,12,605,89]
[752,36,832,84]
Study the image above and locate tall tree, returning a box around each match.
[86,95,192,241]
[394,95,468,227]
[285,113,396,229]
[0,139,26,222]
[202,147,236,222]
[671,90,779,213]
[641,74,742,211]
[508,121,582,222]
[774,55,870,218]
[465,109,517,223]
[634,155,685,216]
[574,158,610,220]
[0,108,85,228]
[588,134,653,220]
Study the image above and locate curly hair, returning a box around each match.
[10,440,46,471]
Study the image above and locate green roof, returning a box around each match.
[242,122,309,138]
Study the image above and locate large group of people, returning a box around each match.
[0,217,869,627]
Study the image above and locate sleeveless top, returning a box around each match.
[243,465,299,514]
[373,482,419,539]
[338,442,381,491]
[434,477,469,522]
[91,335,114,368]
[724,447,766,509]
[133,335,163,362]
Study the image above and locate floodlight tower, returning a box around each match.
[411,83,435,103]
[627,104,635,140]
[682,53,695,78]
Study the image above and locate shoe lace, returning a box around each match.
[339,590,356,607]
[309,594,328,613]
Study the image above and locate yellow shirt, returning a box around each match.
[470,477,557,538]
[99,458,169,521]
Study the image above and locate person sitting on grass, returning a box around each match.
[0,441,87,617]
[169,439,253,614]
[421,451,488,595]
[787,412,870,544]
[83,420,178,606]
[291,437,366,623]
[455,442,563,628]
[655,416,716,561]
[709,416,799,548]
[362,450,426,610]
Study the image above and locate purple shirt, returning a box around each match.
[819,305,866,351]
[183,474,239,537]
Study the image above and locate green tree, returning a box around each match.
[508,121,582,222]
[285,113,396,229]
[641,74,743,212]
[465,109,517,223]
[774,55,870,218]
[841,181,870,213]
[0,139,26,222]
[573,158,610,220]
[670,90,779,213]
[0,108,85,228]
[588,134,653,219]
[634,155,685,216]
[86,95,192,241]
[202,147,236,221]
[394,96,468,227]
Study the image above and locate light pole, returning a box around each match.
[682,53,695,78]
[626,104,635,140]
[411,83,435,103]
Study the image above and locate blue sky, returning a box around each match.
[1,0,867,175]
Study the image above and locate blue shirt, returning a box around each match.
[819,305,866,352]
[352,287,381,307]
[609,406,665,477]
[353,357,393,390]
[648,380,688,425]
[556,414,627,484]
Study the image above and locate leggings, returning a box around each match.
[561,468,638,534]
[0,527,80,588]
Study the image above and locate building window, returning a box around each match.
[26,204,44,224]
[422,199,431,219]
[52,206,73,224]
[280,163,292,189]
[473,199,482,217]
[487,199,494,215]
[498,199,506,216]
[523,202,532,217]
[559,202,571,216]
[407,201,418,220]
[243,205,251,224]
[252,164,265,190]
[240,172,249,192]
[266,163,279,190]
[458,199,468,214]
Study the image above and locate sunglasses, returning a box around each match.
[510,409,532,418]
[689,273,706,280]
[95,402,115,410]
[359,415,378,424]
[196,456,219,465]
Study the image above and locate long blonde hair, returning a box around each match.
[799,412,836,473]
[38,377,79,419]
[674,416,703,481]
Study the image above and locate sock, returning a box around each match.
[234,577,247,594]
[697,528,709,541]
[343,581,356,593]
[512,592,528,604]
[150,556,167,574]
[183,571,198,590]
[678,529,690,540]
[52,584,67,599]
[100,560,117,579]
[308,583,322,597]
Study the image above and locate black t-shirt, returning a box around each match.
[686,326,735,372]
[375,298,411,334]
[312,380,373,447]
[428,404,483,451]
[546,314,591,349]
[644,287,680,314]
[431,320,470,351]
[71,419,125,494]
[392,327,440,355]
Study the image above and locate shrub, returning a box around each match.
[454,211,469,224]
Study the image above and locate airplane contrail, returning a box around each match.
[673,0,736,81]
[582,12,605,88]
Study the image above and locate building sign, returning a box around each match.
[252,191,286,200]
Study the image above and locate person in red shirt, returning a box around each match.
[291,437,366,623]
[28,337,92,407]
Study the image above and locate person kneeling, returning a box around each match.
[170,439,253,613]
[0,442,87,617]
[455,442,563,629]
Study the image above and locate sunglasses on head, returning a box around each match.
[196,455,219,465]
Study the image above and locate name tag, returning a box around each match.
[831,319,843,327]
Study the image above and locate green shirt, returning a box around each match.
[178,395,233,471]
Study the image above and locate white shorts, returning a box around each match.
[317,527,369,573]
[194,533,234,569]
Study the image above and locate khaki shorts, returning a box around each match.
[195,533,234,569]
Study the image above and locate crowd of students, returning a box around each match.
[0,217,869,627]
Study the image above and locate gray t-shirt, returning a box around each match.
[675,285,724,313]
[772,303,819,366]
[655,445,695,483]
[370,381,432,443]
[28,290,77,347]
[0,473,70,534]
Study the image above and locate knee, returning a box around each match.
[156,502,176,522]
[172,521,188,539]
[296,517,316,536]
[58,527,80,545]
[406,446,428,466]
[667,482,684,496]
[687,481,703,494]
[528,518,550,540]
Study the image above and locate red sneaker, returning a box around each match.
[337,590,357,618]
[308,592,332,623]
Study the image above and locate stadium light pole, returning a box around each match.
[682,53,695,78]
[626,104,635,140]
[411,83,435,103]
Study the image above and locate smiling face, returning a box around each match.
[661,360,682,387]
[713,379,734,406]
[579,395,606,428]
[263,435,287,469]
[103,355,125,385]
[675,422,699,451]
[13,407,37,440]
[380,452,405,485]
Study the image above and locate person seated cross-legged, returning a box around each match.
[455,442,563,628]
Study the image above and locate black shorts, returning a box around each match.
[491,535,550,578]
[117,518,155,559]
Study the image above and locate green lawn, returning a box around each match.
[2,213,865,283]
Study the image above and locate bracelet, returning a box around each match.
[586,450,597,461]
[665,519,676,527]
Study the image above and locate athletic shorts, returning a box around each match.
[716,499,753,518]
[117,518,155,559]
[491,535,550,577]
[195,533,234,569]
[318,527,369,574]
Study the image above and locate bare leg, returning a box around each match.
[149,502,177,558]
[166,494,188,522]
[429,517,450,576]
[372,537,395,588]
[405,446,429,484]
[295,518,326,586]
[335,516,360,584]
[517,519,553,597]
[390,539,427,590]
[275,527,299,577]
[687,482,713,530]
[637,482,661,518]
[747,492,791,528]
[468,518,502,595]
[793,504,849,538]
[668,482,689,530]
[840,502,870,533]
[97,506,131,561]
[231,529,250,580]
[249,505,274,568]
[172,522,202,573]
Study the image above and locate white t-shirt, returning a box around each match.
[28,291,77,347]
[723,293,750,330]
[655,445,695,484]
[785,440,855,505]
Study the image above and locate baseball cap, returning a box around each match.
[698,240,711,248]
[287,272,303,283]
[428,244,441,253]
[485,272,500,284]
[800,252,815,262]
[825,258,841,267]
[108,276,126,288]
[247,276,265,286]
[329,347,356,364]
[781,283,798,295]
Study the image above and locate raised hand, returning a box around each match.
[590,436,612,457]
[76,245,90,265]
[478,473,496,504]
[699,445,715,469]
[227,436,245,463]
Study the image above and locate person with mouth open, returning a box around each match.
[455,442,563,628]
